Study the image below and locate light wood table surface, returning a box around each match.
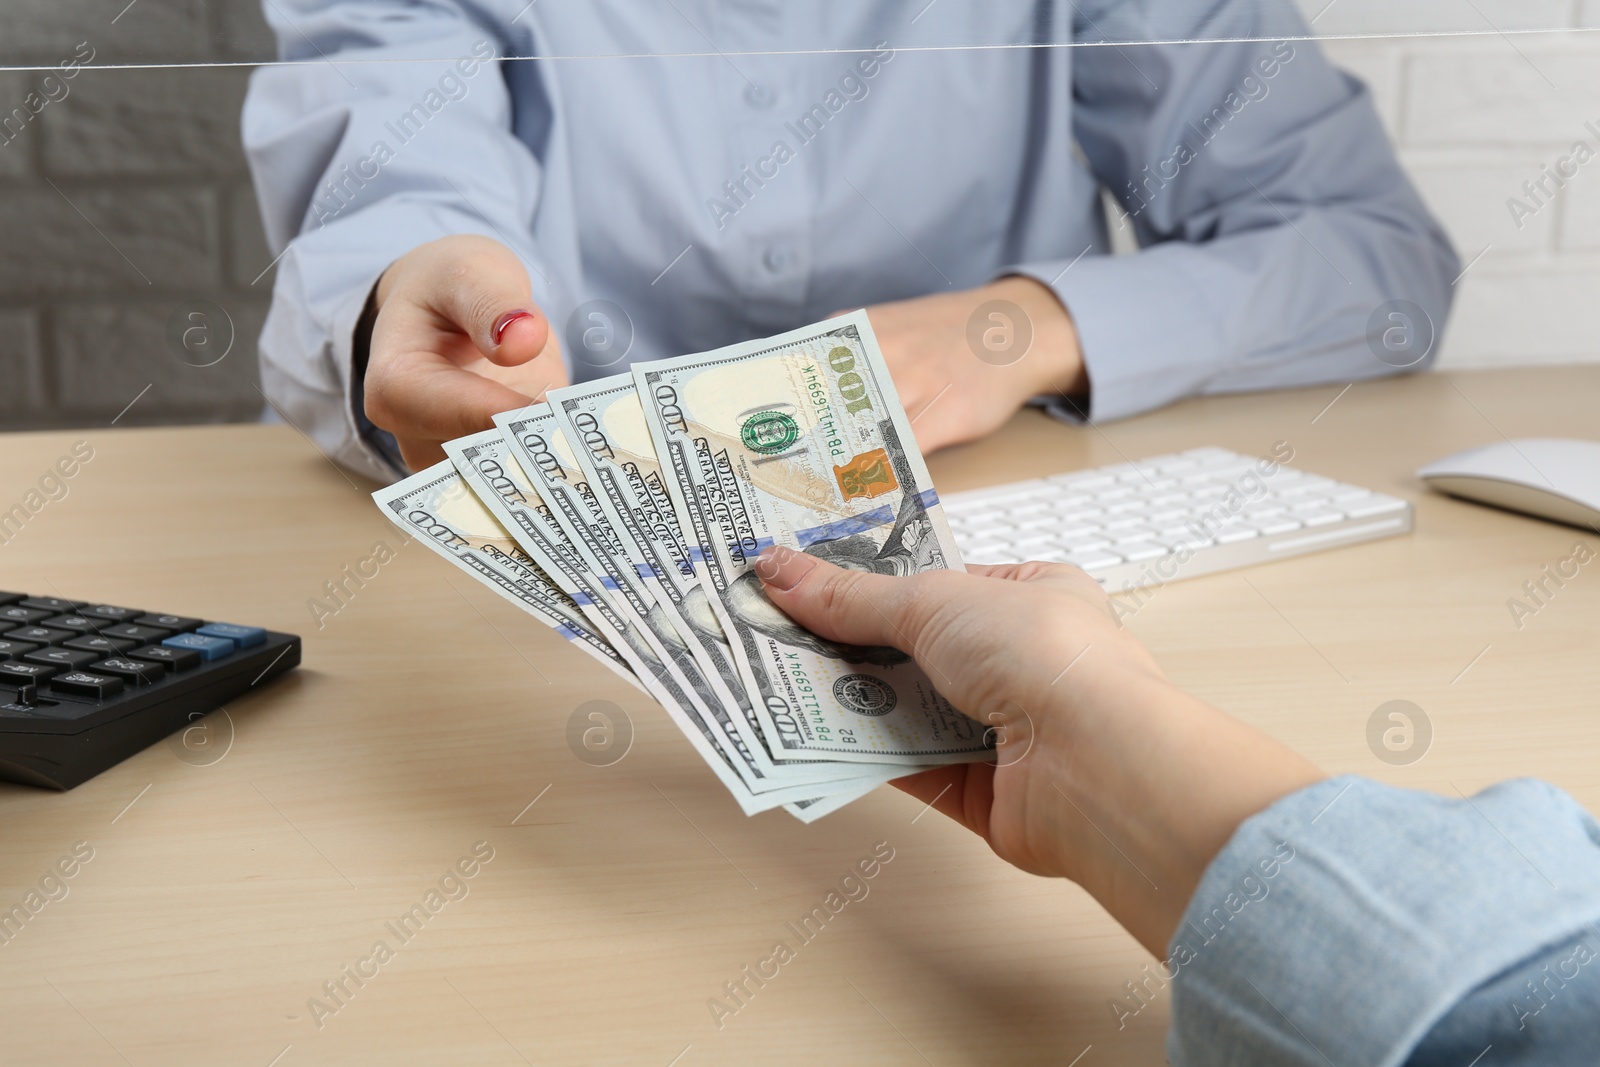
[2,365,1596,1065]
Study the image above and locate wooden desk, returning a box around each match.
[2,366,1596,1066]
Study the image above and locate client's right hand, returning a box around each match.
[365,235,568,471]
[755,546,1325,956]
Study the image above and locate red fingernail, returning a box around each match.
[491,309,534,346]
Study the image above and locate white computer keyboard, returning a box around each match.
[943,447,1412,590]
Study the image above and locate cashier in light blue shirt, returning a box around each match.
[242,0,1458,481]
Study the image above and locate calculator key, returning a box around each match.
[50,671,124,699]
[65,634,139,655]
[0,606,52,625]
[20,597,87,613]
[0,662,58,685]
[196,623,267,649]
[129,645,202,672]
[133,614,203,634]
[42,614,107,635]
[6,627,73,646]
[162,633,235,662]
[92,658,165,685]
[98,623,171,643]
[24,648,102,670]
[0,639,42,660]
[83,605,142,622]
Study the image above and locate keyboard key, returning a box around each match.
[0,606,52,626]
[6,627,73,646]
[50,671,124,699]
[20,597,87,613]
[1253,517,1303,536]
[129,644,202,672]
[1051,550,1123,571]
[24,648,101,670]
[0,592,25,606]
[64,635,138,655]
[41,614,107,635]
[1300,510,1345,528]
[1121,543,1171,562]
[196,623,267,650]
[98,623,171,643]
[93,658,165,686]
[162,633,235,662]
[0,662,58,685]
[0,640,41,660]
[1347,497,1408,518]
[133,614,203,633]
[1216,526,1261,544]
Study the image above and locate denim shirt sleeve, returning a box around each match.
[1164,776,1600,1067]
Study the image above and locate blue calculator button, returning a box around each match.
[196,623,266,649]
[162,633,236,662]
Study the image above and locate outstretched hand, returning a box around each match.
[365,235,569,471]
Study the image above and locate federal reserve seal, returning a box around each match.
[834,674,897,717]
[740,410,800,455]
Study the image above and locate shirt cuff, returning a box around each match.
[1161,775,1600,1067]
[1009,249,1227,424]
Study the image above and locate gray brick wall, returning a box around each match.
[0,0,274,431]
[1,2,1596,433]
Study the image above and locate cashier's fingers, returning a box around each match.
[367,354,536,470]
[376,234,552,368]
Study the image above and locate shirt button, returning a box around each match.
[763,244,794,272]
[744,83,776,109]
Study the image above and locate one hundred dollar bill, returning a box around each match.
[547,377,903,793]
[442,430,835,813]
[488,406,883,803]
[634,310,993,765]
[372,462,638,689]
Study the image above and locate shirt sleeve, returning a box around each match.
[1013,0,1460,424]
[242,0,565,481]
[1163,776,1600,1067]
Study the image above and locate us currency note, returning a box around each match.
[372,461,638,689]
[634,310,993,765]
[442,430,830,812]
[547,377,901,794]
[489,406,877,804]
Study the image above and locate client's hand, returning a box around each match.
[365,235,569,471]
[756,547,1325,955]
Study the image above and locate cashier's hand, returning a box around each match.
[851,276,1088,455]
[756,546,1325,956]
[365,235,568,471]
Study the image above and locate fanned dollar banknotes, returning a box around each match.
[373,311,993,821]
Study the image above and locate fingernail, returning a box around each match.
[756,546,815,591]
[491,309,534,346]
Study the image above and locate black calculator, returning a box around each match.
[0,592,301,789]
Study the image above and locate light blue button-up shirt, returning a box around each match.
[243,0,1457,482]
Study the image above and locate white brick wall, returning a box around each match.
[1306,1,1600,368]
[1,3,1595,431]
